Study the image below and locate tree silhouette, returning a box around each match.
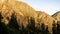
[35,22,41,34]
[0,13,8,34]
[8,13,19,30]
[57,21,60,34]
[41,23,45,34]
[45,25,49,34]
[30,17,35,30]
[27,17,35,34]
[52,21,57,34]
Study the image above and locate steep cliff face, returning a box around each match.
[15,1,37,17]
[36,11,57,33]
[36,11,55,24]
[52,11,60,21]
[15,1,37,27]
[13,1,38,28]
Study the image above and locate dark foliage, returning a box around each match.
[52,21,57,34]
[26,17,35,34]
[57,21,60,34]
[1,13,59,34]
[8,13,19,30]
[45,25,49,34]
[40,23,45,34]
[0,13,8,34]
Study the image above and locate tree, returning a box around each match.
[57,21,60,34]
[41,23,45,34]
[8,13,19,30]
[52,21,57,34]
[27,17,35,34]
[45,25,49,34]
[35,22,41,34]
[0,13,8,34]
[0,13,2,21]
[30,17,35,30]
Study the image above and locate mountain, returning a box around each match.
[0,0,37,34]
[13,1,38,28]
[52,11,60,21]
[15,1,37,17]
[36,11,57,33]
[0,0,37,25]
[0,0,58,34]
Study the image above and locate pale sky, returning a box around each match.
[18,0,60,15]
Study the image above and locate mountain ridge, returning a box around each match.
[0,0,59,34]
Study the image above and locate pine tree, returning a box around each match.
[0,13,4,33]
[6,13,22,34]
[45,25,49,34]
[35,23,41,34]
[0,13,8,34]
[27,17,35,34]
[41,23,45,34]
[57,21,60,34]
[30,17,35,30]
[8,13,19,30]
[52,21,57,34]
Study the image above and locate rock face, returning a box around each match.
[0,0,58,34]
[52,11,60,21]
[0,0,37,28]
[36,11,57,33]
[15,1,37,17]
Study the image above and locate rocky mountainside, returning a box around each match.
[0,0,59,34]
[0,0,37,25]
[52,11,60,21]
[36,11,57,33]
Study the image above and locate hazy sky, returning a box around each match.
[18,0,60,15]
